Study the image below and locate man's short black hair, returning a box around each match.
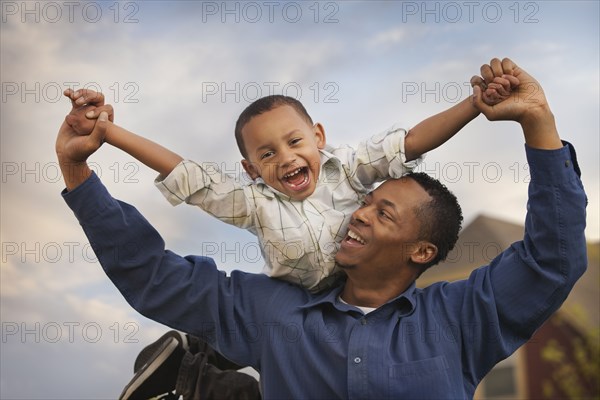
[406,172,463,272]
[234,95,313,159]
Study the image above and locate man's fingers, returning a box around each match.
[503,74,520,88]
[86,104,114,122]
[480,64,494,84]
[73,89,105,107]
[65,105,96,129]
[501,58,516,76]
[89,111,108,145]
[490,58,503,78]
[481,58,514,85]
[64,89,79,109]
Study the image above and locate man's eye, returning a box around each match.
[378,210,391,219]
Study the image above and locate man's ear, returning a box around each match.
[409,241,438,266]
[313,122,326,150]
[242,159,260,180]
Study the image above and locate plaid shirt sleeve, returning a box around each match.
[343,123,424,189]
[154,160,255,229]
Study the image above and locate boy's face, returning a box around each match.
[241,105,326,200]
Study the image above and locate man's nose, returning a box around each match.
[352,206,371,225]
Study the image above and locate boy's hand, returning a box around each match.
[470,58,552,124]
[471,57,560,149]
[64,89,114,135]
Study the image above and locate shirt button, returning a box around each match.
[360,318,367,325]
[354,357,362,364]
[565,160,571,168]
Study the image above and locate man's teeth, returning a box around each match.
[348,230,366,244]
[284,168,303,179]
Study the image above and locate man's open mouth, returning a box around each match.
[344,230,366,246]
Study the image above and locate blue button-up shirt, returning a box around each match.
[63,143,587,399]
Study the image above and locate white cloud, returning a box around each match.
[368,26,409,47]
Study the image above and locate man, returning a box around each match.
[58,58,587,398]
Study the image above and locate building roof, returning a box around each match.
[417,214,599,331]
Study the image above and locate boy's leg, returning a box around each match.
[120,331,188,400]
[187,335,245,370]
[121,331,261,400]
[176,349,261,400]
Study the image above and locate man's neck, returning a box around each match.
[340,273,416,308]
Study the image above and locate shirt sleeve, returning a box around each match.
[154,160,255,229]
[449,142,588,383]
[344,123,424,189]
[61,172,282,368]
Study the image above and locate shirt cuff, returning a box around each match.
[525,141,581,185]
[381,123,423,177]
[61,171,115,222]
[154,160,192,206]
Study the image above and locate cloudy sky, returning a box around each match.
[1,1,598,398]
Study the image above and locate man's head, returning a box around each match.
[335,172,462,279]
[235,95,326,200]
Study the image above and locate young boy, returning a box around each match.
[65,88,504,291]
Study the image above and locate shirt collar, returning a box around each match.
[299,279,417,317]
[319,147,343,170]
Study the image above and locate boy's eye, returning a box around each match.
[260,151,274,160]
[290,138,302,145]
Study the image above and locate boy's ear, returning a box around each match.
[313,122,326,150]
[242,159,260,180]
[409,241,438,266]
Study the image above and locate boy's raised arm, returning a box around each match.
[64,89,183,177]
[403,97,480,161]
[104,123,183,178]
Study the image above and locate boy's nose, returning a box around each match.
[279,149,297,168]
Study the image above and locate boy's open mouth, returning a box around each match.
[282,167,310,191]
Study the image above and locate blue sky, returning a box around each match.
[1,1,599,398]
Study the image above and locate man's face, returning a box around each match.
[241,105,326,200]
[335,178,432,273]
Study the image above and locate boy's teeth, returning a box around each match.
[284,168,302,178]
[348,230,366,244]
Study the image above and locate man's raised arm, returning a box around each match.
[460,58,587,380]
